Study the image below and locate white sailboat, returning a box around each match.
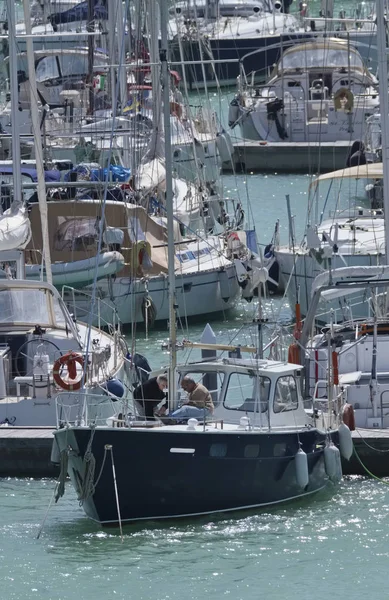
[0,0,128,428]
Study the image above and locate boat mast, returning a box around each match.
[87,0,95,114]
[5,0,22,207]
[377,0,389,264]
[159,0,177,405]
[22,0,53,285]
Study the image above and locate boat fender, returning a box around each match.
[324,442,342,482]
[216,130,235,163]
[53,352,85,391]
[228,96,240,128]
[342,403,355,431]
[338,422,353,460]
[288,342,300,365]
[104,378,125,399]
[295,447,309,488]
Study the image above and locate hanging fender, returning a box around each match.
[288,342,300,365]
[342,403,355,431]
[53,351,85,391]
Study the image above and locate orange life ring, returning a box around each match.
[53,351,85,391]
[342,403,355,431]
[170,101,182,119]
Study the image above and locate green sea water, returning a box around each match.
[0,1,386,599]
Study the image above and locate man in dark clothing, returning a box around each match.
[133,374,168,418]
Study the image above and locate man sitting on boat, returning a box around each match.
[169,377,214,421]
[133,374,168,419]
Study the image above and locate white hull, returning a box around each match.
[275,248,384,321]
[64,264,241,326]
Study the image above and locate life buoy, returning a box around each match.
[288,342,300,365]
[53,351,85,391]
[342,403,356,431]
[170,101,182,119]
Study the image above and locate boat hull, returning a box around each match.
[169,30,377,89]
[63,264,241,326]
[55,426,333,523]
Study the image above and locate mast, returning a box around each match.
[5,0,22,207]
[22,0,53,285]
[376,0,389,265]
[87,0,95,114]
[159,0,177,406]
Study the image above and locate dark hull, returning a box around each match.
[168,30,377,89]
[56,426,334,524]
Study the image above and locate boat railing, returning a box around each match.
[55,391,120,428]
[61,285,120,334]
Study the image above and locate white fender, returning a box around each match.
[338,422,353,461]
[216,131,234,163]
[295,447,309,488]
[324,442,343,482]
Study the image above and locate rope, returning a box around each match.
[54,449,69,503]
[106,444,123,541]
[354,428,389,453]
[352,445,389,486]
[78,426,96,503]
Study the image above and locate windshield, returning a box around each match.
[0,287,65,327]
[279,48,364,71]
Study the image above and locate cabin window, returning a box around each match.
[59,55,88,78]
[224,373,270,413]
[179,371,224,408]
[210,443,227,457]
[273,375,299,413]
[273,442,287,457]
[244,444,260,458]
[35,56,60,83]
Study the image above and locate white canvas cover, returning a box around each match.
[0,207,31,251]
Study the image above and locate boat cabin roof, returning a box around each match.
[276,39,365,75]
[311,163,383,188]
[0,280,75,332]
[178,357,303,377]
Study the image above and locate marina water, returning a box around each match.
[0,170,387,600]
[1,476,389,599]
[0,0,386,597]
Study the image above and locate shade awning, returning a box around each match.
[310,163,383,189]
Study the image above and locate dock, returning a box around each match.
[0,427,58,478]
[342,428,389,478]
[222,140,352,174]
[0,425,388,478]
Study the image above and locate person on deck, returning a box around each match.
[170,376,214,421]
[133,374,168,419]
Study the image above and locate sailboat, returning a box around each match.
[230,38,379,144]
[0,0,129,428]
[52,0,349,526]
[293,0,389,477]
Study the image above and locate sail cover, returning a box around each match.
[0,207,31,251]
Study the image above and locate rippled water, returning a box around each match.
[1,477,388,600]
